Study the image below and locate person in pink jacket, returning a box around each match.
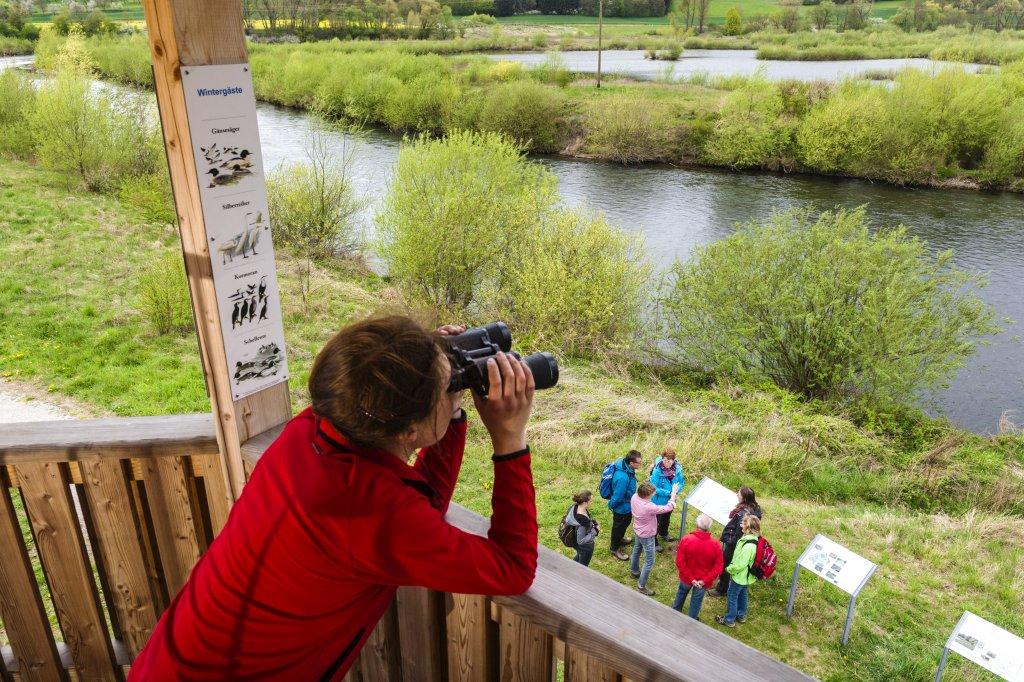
[630,481,679,595]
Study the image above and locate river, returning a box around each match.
[483,49,989,81]
[4,54,1020,432]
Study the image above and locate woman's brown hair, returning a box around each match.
[572,490,592,505]
[308,315,446,448]
[638,482,655,498]
[742,515,761,536]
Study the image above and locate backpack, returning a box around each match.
[598,461,617,500]
[558,507,578,549]
[741,536,777,580]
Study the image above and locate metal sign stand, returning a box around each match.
[786,540,877,646]
[933,612,969,681]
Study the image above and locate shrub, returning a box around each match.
[382,71,462,134]
[979,102,1024,185]
[585,92,679,164]
[796,82,886,174]
[477,80,566,153]
[496,208,651,357]
[137,251,193,335]
[267,132,364,303]
[377,131,558,312]
[662,206,998,406]
[0,70,36,158]
[118,172,176,224]
[704,80,797,170]
[30,65,163,192]
[528,52,574,86]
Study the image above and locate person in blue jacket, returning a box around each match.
[649,448,685,551]
[608,450,642,560]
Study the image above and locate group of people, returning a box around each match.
[564,448,765,626]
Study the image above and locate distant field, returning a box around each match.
[497,0,906,26]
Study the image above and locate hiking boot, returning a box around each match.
[654,544,664,553]
[637,586,656,596]
[707,590,726,598]
[630,570,641,579]
[737,616,747,624]
[621,535,633,545]
[715,616,736,628]
[613,550,630,561]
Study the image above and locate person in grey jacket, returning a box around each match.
[565,490,600,566]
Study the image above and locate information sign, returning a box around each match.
[682,476,737,527]
[797,534,877,596]
[936,612,1024,682]
[787,534,877,645]
[182,64,288,400]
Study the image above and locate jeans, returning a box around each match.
[630,536,656,587]
[610,512,633,551]
[574,543,594,566]
[671,582,706,619]
[723,580,749,624]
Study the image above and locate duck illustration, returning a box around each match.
[220,149,253,172]
[206,168,236,187]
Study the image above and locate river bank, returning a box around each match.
[49,34,1024,194]
[1,155,1021,679]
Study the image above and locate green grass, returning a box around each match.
[1,155,1022,678]
[0,35,34,55]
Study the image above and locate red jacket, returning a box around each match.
[128,407,537,680]
[675,529,724,587]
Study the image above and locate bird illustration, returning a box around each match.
[206,168,236,187]
[258,275,267,300]
[220,151,253,172]
[259,298,268,322]
[245,283,257,296]
[240,298,250,321]
[249,296,258,322]
[231,301,241,329]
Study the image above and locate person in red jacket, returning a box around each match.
[128,316,539,681]
[671,513,724,621]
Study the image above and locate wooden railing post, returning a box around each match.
[140,0,291,511]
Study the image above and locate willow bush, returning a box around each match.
[377,131,649,357]
[662,207,998,406]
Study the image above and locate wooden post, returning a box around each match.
[140,0,291,503]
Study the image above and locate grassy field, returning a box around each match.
[1,155,1022,679]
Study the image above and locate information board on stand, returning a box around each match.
[936,612,1024,682]
[787,534,877,645]
[182,64,288,401]
[681,476,737,530]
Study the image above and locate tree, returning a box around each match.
[662,206,998,406]
[723,5,743,33]
[809,0,834,27]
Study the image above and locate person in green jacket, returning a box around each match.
[715,515,760,628]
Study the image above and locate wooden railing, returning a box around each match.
[0,416,811,682]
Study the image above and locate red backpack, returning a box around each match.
[741,536,777,580]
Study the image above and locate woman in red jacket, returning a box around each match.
[129,316,539,681]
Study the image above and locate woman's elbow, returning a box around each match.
[503,555,538,595]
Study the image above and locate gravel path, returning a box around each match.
[0,380,76,424]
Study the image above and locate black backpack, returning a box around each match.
[558,507,578,549]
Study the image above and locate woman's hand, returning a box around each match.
[472,352,535,456]
[437,324,466,418]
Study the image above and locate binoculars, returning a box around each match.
[446,322,559,395]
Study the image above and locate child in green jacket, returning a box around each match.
[716,515,760,627]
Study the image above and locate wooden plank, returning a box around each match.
[498,609,551,682]
[0,486,64,681]
[128,475,169,612]
[358,600,402,682]
[566,645,619,682]
[141,0,291,509]
[446,594,495,682]
[139,456,201,596]
[190,454,230,536]
[79,458,158,658]
[395,587,446,682]
[14,462,120,681]
[0,415,217,464]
